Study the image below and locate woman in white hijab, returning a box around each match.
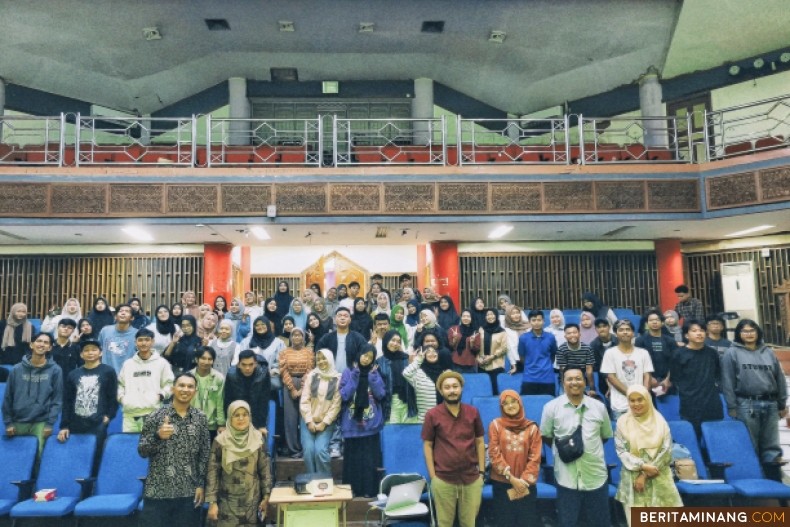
[41,297,82,336]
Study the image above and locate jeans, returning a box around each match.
[736,397,782,463]
[431,475,483,527]
[301,420,335,474]
[139,497,200,527]
[556,483,610,527]
[452,364,478,374]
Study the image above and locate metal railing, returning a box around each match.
[457,116,570,164]
[75,114,196,166]
[334,116,447,166]
[705,94,790,161]
[205,117,322,167]
[579,115,690,164]
[0,114,65,166]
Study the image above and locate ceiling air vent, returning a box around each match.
[205,19,231,31]
[270,68,298,82]
[279,21,295,32]
[421,21,445,33]
[375,227,389,238]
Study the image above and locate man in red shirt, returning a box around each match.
[422,371,485,527]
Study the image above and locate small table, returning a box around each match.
[269,486,354,527]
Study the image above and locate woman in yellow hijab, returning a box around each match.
[206,400,272,526]
[615,385,682,525]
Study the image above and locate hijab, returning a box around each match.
[170,302,184,326]
[580,311,598,344]
[503,305,530,334]
[216,320,235,345]
[197,303,212,325]
[454,309,477,356]
[154,305,177,336]
[381,330,414,407]
[227,298,245,321]
[128,297,146,326]
[249,316,276,350]
[87,296,115,333]
[337,284,349,300]
[350,298,373,338]
[353,345,377,422]
[397,287,415,308]
[582,292,610,320]
[312,348,341,384]
[482,308,505,356]
[498,389,531,433]
[389,305,409,347]
[310,283,323,298]
[324,289,339,314]
[437,295,460,329]
[199,311,219,339]
[288,299,309,331]
[176,314,202,351]
[60,297,83,322]
[663,310,683,342]
[420,309,438,329]
[469,297,487,330]
[181,291,200,319]
[374,292,392,317]
[77,318,96,341]
[306,313,329,344]
[618,385,669,458]
[263,298,283,334]
[423,287,442,303]
[2,303,32,349]
[312,298,332,323]
[302,289,318,312]
[273,281,294,319]
[216,400,264,475]
[548,309,565,331]
[420,346,453,402]
[405,299,421,327]
[497,294,513,316]
[280,316,295,341]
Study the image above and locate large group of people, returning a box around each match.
[1,278,788,526]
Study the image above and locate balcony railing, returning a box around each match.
[1,93,789,168]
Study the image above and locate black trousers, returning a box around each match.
[139,497,200,527]
[492,480,538,527]
[521,382,555,397]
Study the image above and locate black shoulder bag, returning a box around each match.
[555,409,585,464]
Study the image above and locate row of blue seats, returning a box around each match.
[533,308,637,328]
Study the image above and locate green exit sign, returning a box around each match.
[322,81,339,94]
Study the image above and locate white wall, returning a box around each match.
[249,245,417,275]
[0,244,203,255]
[711,71,790,110]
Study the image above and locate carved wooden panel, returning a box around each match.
[759,166,790,202]
[685,245,790,345]
[109,184,163,214]
[301,255,325,296]
[438,183,487,211]
[460,252,658,315]
[167,185,218,214]
[0,184,48,214]
[647,180,699,210]
[329,184,380,212]
[221,185,272,214]
[543,182,594,211]
[384,183,435,212]
[0,254,203,320]
[595,181,645,210]
[490,183,542,212]
[707,172,758,209]
[50,185,107,215]
[276,184,327,213]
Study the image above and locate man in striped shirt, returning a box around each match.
[555,324,597,397]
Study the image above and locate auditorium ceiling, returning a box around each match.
[0,209,787,247]
[1,0,788,116]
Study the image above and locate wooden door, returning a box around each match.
[301,255,325,296]
[333,253,367,293]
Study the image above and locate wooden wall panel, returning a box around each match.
[0,254,203,320]
[459,253,658,314]
[250,276,302,302]
[684,246,790,345]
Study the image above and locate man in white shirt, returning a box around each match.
[600,319,654,421]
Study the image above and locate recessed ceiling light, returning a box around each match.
[753,58,765,69]
[250,227,271,240]
[142,27,161,41]
[421,21,445,33]
[122,226,153,241]
[359,22,374,33]
[725,225,774,237]
[205,19,230,31]
[781,52,790,64]
[279,21,295,32]
[195,224,205,228]
[728,65,740,76]
[488,225,513,239]
[489,30,506,44]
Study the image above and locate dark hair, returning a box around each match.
[237,349,257,362]
[645,309,665,322]
[371,273,383,280]
[563,366,585,380]
[32,332,53,345]
[115,303,132,314]
[337,284,347,291]
[594,318,610,328]
[733,319,763,345]
[705,313,726,327]
[335,307,351,316]
[374,313,390,322]
[682,319,707,335]
[135,328,155,340]
[174,371,197,386]
[80,339,102,351]
[421,332,439,345]
[614,319,635,331]
[349,281,360,288]
[57,318,78,329]
[195,345,216,362]
[527,310,543,320]
[399,273,412,282]
[564,323,580,332]
[674,285,690,294]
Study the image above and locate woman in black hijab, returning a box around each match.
[87,296,116,334]
[76,318,96,342]
[273,280,294,319]
[420,345,454,403]
[469,296,488,331]
[128,297,149,329]
[306,312,329,350]
[376,330,419,424]
[168,314,202,374]
[437,295,460,329]
[581,292,616,326]
[279,316,295,347]
[263,297,283,335]
[337,284,349,301]
[350,298,374,340]
[170,302,184,326]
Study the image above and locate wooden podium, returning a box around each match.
[269,486,354,527]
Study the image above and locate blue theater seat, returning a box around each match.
[107,405,124,435]
[460,374,492,405]
[612,309,635,318]
[471,396,502,444]
[655,395,681,422]
[521,395,553,422]
[666,420,734,499]
[496,372,521,395]
[0,436,38,516]
[381,425,429,481]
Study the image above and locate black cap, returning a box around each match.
[79,338,102,351]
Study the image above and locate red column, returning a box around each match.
[655,239,684,313]
[430,242,460,308]
[416,245,427,292]
[241,246,252,293]
[203,244,233,307]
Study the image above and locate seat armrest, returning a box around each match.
[76,477,97,499]
[542,465,556,486]
[137,477,148,482]
[11,479,35,502]
[706,462,732,480]
[606,464,617,484]
[764,460,788,466]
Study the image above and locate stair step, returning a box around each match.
[275,455,344,482]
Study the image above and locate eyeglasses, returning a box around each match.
[740,329,757,334]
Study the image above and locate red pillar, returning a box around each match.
[241,246,252,293]
[203,244,233,307]
[430,242,460,308]
[655,239,684,313]
[416,245,427,292]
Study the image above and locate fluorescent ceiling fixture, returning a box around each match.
[250,227,271,240]
[488,225,514,239]
[725,225,774,237]
[122,226,153,241]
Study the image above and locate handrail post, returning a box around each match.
[578,115,586,165]
[456,114,462,166]
[702,110,711,163]
[441,115,447,166]
[75,112,82,166]
[566,114,572,165]
[206,115,212,167]
[685,112,694,163]
[59,113,66,167]
[191,115,197,167]
[332,115,338,168]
